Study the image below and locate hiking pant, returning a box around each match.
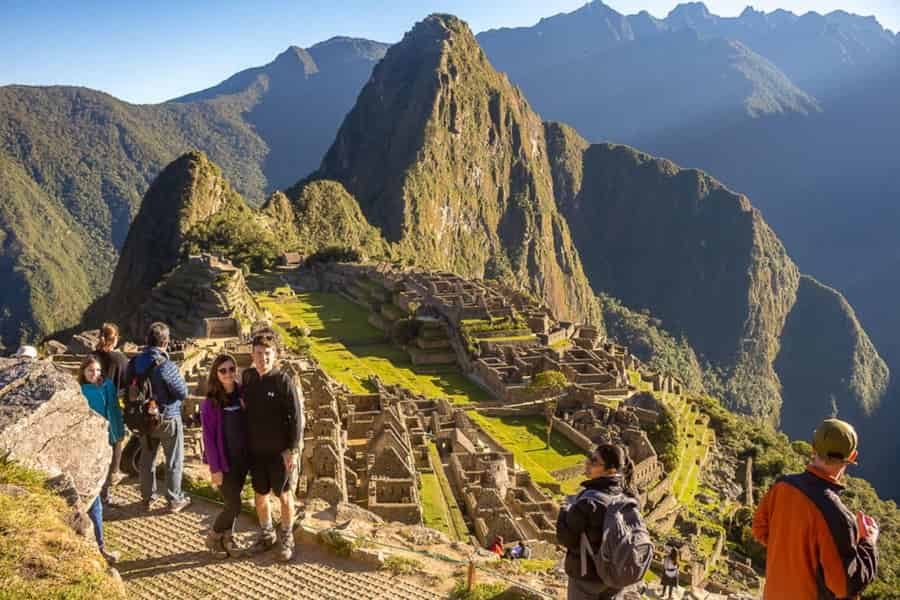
[566,578,639,600]
[100,438,124,504]
[213,456,249,533]
[140,415,185,504]
[87,496,105,551]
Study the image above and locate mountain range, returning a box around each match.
[1,5,898,499]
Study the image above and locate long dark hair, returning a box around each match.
[78,354,103,385]
[206,353,238,409]
[96,322,119,352]
[591,443,638,498]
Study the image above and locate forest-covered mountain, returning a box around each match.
[0,37,386,351]
[478,0,900,501]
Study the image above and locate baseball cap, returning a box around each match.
[14,345,38,359]
[813,418,858,464]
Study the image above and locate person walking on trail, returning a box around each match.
[129,322,191,513]
[752,418,879,599]
[78,354,126,564]
[243,329,305,562]
[661,547,679,599]
[93,323,129,498]
[556,444,650,600]
[200,353,250,557]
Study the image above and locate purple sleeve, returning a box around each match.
[199,399,224,473]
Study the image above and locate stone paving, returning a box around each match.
[104,484,443,600]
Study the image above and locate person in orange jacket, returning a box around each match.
[752,418,879,599]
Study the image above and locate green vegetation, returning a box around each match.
[0,458,125,599]
[426,443,469,541]
[420,472,452,536]
[259,291,489,405]
[600,293,705,392]
[528,370,568,393]
[382,555,425,576]
[450,581,524,600]
[470,413,586,492]
[317,14,601,327]
[646,402,679,471]
[183,202,282,272]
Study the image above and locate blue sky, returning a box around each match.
[2,1,897,104]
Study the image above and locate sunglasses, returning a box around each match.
[217,366,237,374]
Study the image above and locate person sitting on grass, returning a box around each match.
[78,354,126,564]
[200,353,249,558]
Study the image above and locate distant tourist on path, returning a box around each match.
[243,329,304,561]
[505,540,531,560]
[556,444,649,600]
[752,418,879,599]
[93,323,129,496]
[200,353,249,557]
[489,536,504,558]
[78,354,126,564]
[128,322,191,513]
[661,547,679,599]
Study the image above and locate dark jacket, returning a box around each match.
[556,475,625,586]
[242,367,304,457]
[129,347,188,419]
[200,385,246,474]
[95,349,129,392]
[753,465,878,599]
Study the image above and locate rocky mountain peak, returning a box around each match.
[270,45,319,76]
[317,14,600,325]
[666,2,715,25]
[98,151,244,327]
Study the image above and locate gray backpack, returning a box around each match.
[578,490,654,588]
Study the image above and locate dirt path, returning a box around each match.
[104,484,443,600]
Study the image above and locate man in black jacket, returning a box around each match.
[556,444,640,600]
[244,329,305,562]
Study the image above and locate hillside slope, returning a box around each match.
[317,14,600,325]
[0,38,385,350]
[545,126,887,429]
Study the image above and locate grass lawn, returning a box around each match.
[420,472,452,536]
[259,292,490,405]
[470,413,587,491]
[425,443,468,541]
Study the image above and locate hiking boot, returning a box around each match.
[277,524,295,562]
[222,531,246,558]
[204,530,227,557]
[100,549,120,565]
[168,496,191,514]
[142,493,160,511]
[247,526,277,555]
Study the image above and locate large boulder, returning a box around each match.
[0,358,111,502]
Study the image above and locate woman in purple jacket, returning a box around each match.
[200,353,248,557]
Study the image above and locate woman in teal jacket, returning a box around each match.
[79,354,126,564]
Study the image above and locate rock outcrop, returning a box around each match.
[317,14,600,326]
[0,358,111,502]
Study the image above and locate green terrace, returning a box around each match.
[256,290,490,405]
[469,413,587,495]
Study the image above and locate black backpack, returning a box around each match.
[123,356,164,434]
[578,490,654,588]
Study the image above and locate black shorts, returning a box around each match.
[250,454,293,496]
